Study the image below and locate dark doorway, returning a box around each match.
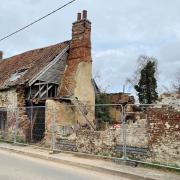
[26,102,45,142]
[0,108,7,131]
[32,104,45,142]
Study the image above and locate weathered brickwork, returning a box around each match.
[44,99,76,146]
[45,99,95,146]
[59,11,95,127]
[0,11,95,143]
[147,107,180,166]
[0,88,17,108]
[0,88,17,140]
[16,86,30,141]
[75,118,149,156]
[54,107,180,167]
[106,93,135,123]
[59,13,92,97]
[0,86,30,141]
[158,92,180,106]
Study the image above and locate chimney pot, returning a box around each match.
[82,10,87,19]
[77,12,81,21]
[0,51,3,60]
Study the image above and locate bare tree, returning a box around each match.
[126,55,158,87]
[93,71,110,93]
[161,85,171,93]
[172,69,180,93]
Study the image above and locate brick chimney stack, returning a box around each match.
[70,10,91,61]
[59,10,95,127]
[82,10,87,19]
[59,10,92,97]
[0,51,3,60]
[77,12,81,21]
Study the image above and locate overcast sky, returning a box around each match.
[0,0,180,94]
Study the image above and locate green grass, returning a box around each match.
[129,159,180,173]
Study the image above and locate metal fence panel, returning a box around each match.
[124,104,180,169]
[52,104,124,159]
[1,103,179,169]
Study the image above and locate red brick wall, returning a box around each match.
[147,107,180,166]
[148,107,180,146]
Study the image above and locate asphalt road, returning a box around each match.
[0,149,130,180]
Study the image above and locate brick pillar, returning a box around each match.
[59,10,92,96]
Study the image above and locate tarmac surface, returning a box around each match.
[0,142,179,180]
[0,149,129,180]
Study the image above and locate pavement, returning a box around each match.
[0,149,128,180]
[0,142,179,180]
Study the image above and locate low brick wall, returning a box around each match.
[50,105,180,167]
[76,130,115,156]
[76,118,149,157]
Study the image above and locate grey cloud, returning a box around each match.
[0,0,180,94]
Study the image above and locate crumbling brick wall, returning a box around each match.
[147,107,180,166]
[76,118,149,156]
[16,86,30,142]
[158,92,180,107]
[44,99,76,146]
[0,88,17,108]
[0,86,30,142]
[64,107,180,167]
[106,93,135,123]
[0,88,18,140]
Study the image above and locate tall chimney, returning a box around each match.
[77,12,81,21]
[82,10,87,19]
[59,10,92,97]
[59,10,95,128]
[0,51,3,60]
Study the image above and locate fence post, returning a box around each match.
[14,108,19,144]
[122,106,127,161]
[30,106,33,142]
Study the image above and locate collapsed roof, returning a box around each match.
[0,41,70,90]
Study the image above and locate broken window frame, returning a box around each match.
[25,80,58,100]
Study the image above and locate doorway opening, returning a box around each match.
[26,102,45,142]
[0,108,7,131]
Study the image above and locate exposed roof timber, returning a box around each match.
[0,42,70,90]
[40,84,53,98]
[33,84,46,99]
[29,46,69,86]
[34,82,49,86]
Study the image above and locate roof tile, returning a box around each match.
[0,41,70,89]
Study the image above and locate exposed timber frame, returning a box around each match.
[28,46,69,86]
[25,46,69,101]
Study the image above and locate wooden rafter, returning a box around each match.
[28,46,69,86]
[33,84,46,99]
[40,84,53,98]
